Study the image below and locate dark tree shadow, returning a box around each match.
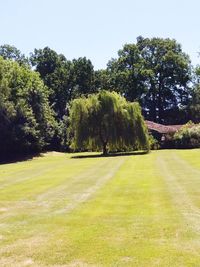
[0,150,149,164]
[71,150,149,159]
[0,152,42,165]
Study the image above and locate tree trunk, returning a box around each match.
[158,78,164,123]
[102,142,108,156]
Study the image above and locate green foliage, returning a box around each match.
[0,39,197,155]
[93,69,111,92]
[30,48,95,120]
[173,122,200,148]
[69,91,149,154]
[188,66,200,123]
[30,47,71,118]
[70,57,95,96]
[149,134,160,150]
[108,36,192,124]
[0,44,29,66]
[0,57,56,155]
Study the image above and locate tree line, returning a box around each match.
[0,36,200,156]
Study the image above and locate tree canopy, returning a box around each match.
[108,37,192,124]
[0,56,55,155]
[30,48,95,120]
[0,44,29,66]
[68,90,149,155]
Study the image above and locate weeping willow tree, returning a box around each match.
[68,90,149,155]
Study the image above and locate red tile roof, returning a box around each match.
[145,120,183,134]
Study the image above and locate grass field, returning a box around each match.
[1,150,200,266]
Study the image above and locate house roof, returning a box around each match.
[145,120,183,134]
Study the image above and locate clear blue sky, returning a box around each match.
[1,0,200,69]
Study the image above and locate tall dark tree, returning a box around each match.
[108,37,192,124]
[70,57,95,97]
[30,47,70,118]
[30,48,95,119]
[189,65,200,123]
[30,47,67,79]
[93,69,112,92]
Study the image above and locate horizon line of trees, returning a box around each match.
[1,36,200,155]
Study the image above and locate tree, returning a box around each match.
[93,69,112,92]
[30,47,67,79]
[189,73,200,123]
[0,57,56,155]
[0,44,29,66]
[30,48,96,150]
[30,47,69,118]
[70,57,95,97]
[68,90,149,155]
[108,37,192,124]
[30,48,95,119]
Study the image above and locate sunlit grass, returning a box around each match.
[0,150,200,266]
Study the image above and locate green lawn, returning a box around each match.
[1,150,200,266]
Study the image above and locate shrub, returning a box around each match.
[173,123,200,148]
[149,134,160,150]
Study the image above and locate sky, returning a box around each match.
[1,0,200,70]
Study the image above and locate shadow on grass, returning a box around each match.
[0,150,149,164]
[71,150,149,159]
[0,152,42,165]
